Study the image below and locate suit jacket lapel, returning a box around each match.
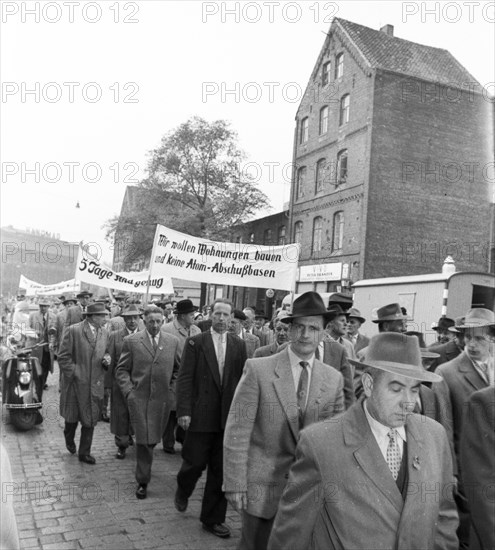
[140,331,155,358]
[399,419,425,525]
[204,332,221,390]
[83,321,96,348]
[345,403,403,513]
[273,349,299,443]
[459,353,488,391]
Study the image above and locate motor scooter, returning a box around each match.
[2,342,44,431]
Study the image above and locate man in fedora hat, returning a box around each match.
[325,304,356,360]
[427,316,465,369]
[269,333,458,550]
[434,307,495,549]
[105,304,142,459]
[223,292,345,549]
[161,299,201,454]
[116,306,181,499]
[55,293,77,355]
[228,310,260,359]
[111,292,127,318]
[431,317,456,345]
[354,303,408,398]
[65,290,93,328]
[345,307,369,354]
[253,311,290,358]
[29,298,57,389]
[58,302,110,464]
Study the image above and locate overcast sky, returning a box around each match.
[2,0,494,262]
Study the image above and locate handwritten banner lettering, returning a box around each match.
[150,225,300,291]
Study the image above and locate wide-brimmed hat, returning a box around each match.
[38,298,51,306]
[254,310,267,319]
[347,308,365,324]
[448,316,465,334]
[327,304,350,320]
[372,303,408,323]
[405,331,440,359]
[77,291,93,299]
[114,291,127,300]
[233,309,247,321]
[174,299,198,315]
[280,292,334,324]
[457,308,495,329]
[349,332,442,383]
[121,304,142,317]
[431,317,455,332]
[82,303,109,316]
[63,293,78,305]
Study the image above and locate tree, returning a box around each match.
[105,117,270,269]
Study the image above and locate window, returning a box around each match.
[335,53,344,79]
[315,158,326,193]
[319,106,329,135]
[336,150,348,185]
[299,117,309,144]
[296,166,306,199]
[339,94,350,126]
[312,217,323,254]
[294,221,303,244]
[278,225,286,245]
[263,229,273,245]
[249,233,255,243]
[332,211,344,251]
[322,61,331,86]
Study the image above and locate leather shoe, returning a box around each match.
[136,484,147,500]
[174,489,188,512]
[202,523,231,538]
[116,448,126,460]
[163,447,175,454]
[101,412,110,423]
[66,442,76,455]
[78,455,96,464]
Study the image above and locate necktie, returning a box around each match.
[152,336,158,353]
[217,335,225,383]
[386,429,401,480]
[297,361,309,428]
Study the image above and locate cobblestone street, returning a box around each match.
[1,363,241,550]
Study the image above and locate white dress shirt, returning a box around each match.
[210,328,227,367]
[146,330,160,349]
[287,346,314,408]
[363,400,406,461]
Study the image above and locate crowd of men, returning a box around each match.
[2,289,494,550]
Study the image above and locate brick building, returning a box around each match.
[228,210,290,317]
[0,226,78,296]
[290,18,493,294]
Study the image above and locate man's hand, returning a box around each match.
[226,491,248,513]
[102,353,111,368]
[178,416,191,430]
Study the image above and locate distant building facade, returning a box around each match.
[1,226,77,296]
[289,18,492,293]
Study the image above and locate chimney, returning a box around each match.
[380,24,394,36]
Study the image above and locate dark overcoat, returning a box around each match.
[58,320,108,426]
[176,331,247,432]
[105,327,132,436]
[115,329,180,445]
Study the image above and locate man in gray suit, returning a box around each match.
[223,292,345,550]
[115,306,181,499]
[228,310,260,358]
[269,333,458,550]
[253,313,289,358]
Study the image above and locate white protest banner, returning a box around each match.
[150,225,300,291]
[74,244,174,295]
[19,275,80,296]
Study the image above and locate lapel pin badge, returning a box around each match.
[413,456,421,470]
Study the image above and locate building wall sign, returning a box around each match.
[299,262,342,282]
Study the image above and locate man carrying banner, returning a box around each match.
[175,299,247,539]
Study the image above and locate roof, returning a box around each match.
[353,273,450,287]
[330,18,478,88]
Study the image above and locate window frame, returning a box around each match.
[294,221,303,245]
[336,149,348,186]
[312,216,323,255]
[296,166,307,199]
[299,117,309,144]
[339,94,350,126]
[319,105,329,135]
[322,61,331,86]
[332,211,344,251]
[315,158,326,193]
[335,53,344,79]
